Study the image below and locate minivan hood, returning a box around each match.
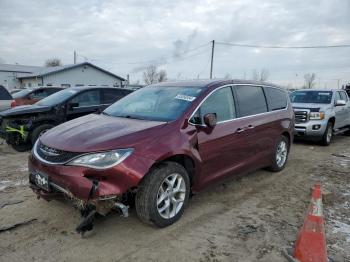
[0,104,51,117]
[40,114,168,152]
[292,103,331,112]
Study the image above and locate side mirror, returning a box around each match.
[335,100,346,106]
[203,113,217,128]
[68,102,79,110]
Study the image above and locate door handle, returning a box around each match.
[247,125,255,129]
[236,128,245,133]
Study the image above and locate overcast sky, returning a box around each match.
[0,0,349,87]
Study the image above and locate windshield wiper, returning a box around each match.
[114,115,143,120]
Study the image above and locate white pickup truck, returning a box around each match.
[0,86,13,112]
[290,89,350,145]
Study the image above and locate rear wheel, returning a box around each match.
[31,124,54,145]
[268,135,289,172]
[135,162,190,228]
[321,122,333,146]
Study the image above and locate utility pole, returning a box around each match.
[74,51,77,64]
[210,40,215,79]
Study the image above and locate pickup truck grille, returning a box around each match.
[294,110,309,123]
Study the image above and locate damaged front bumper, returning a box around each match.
[28,147,155,234]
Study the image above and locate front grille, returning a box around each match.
[294,110,308,123]
[36,140,82,164]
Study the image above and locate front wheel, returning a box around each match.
[31,124,54,145]
[321,122,333,146]
[268,135,289,172]
[135,162,190,228]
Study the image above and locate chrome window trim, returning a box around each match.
[188,83,289,127]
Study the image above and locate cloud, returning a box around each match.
[0,0,349,86]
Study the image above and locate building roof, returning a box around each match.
[17,62,126,81]
[0,62,125,81]
[0,64,44,73]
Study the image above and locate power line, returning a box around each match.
[76,42,211,66]
[216,41,350,49]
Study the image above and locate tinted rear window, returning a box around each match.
[264,87,287,111]
[0,86,12,100]
[235,86,268,117]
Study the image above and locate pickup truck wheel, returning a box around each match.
[31,124,54,145]
[321,122,333,146]
[135,162,190,228]
[268,136,289,172]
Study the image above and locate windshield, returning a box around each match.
[104,86,204,121]
[12,89,33,99]
[290,91,333,104]
[36,89,78,106]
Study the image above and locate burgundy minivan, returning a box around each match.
[28,80,293,233]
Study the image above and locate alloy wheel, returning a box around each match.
[276,140,288,168]
[157,173,186,219]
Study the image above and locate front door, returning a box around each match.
[66,89,102,121]
[334,91,347,129]
[190,86,249,187]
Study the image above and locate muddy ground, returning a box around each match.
[0,137,349,262]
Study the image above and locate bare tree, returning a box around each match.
[143,65,167,85]
[158,69,167,82]
[252,69,270,81]
[45,58,62,67]
[304,73,316,89]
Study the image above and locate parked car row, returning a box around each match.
[1,80,349,235]
[0,86,132,151]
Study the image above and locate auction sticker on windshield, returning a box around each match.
[174,94,196,102]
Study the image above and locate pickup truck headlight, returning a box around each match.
[67,149,133,169]
[309,112,325,120]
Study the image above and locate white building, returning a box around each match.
[0,62,125,91]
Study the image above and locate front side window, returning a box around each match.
[264,87,287,111]
[340,91,348,102]
[190,87,236,125]
[69,90,100,107]
[235,86,268,117]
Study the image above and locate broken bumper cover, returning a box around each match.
[28,150,155,205]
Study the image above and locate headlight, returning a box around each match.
[309,112,325,120]
[67,149,133,169]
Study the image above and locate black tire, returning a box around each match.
[31,124,54,145]
[321,122,333,146]
[344,127,350,136]
[268,135,290,172]
[135,161,190,228]
[11,143,31,152]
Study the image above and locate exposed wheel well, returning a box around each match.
[152,155,195,186]
[328,117,335,125]
[282,131,290,144]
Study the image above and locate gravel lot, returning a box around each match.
[0,136,349,262]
